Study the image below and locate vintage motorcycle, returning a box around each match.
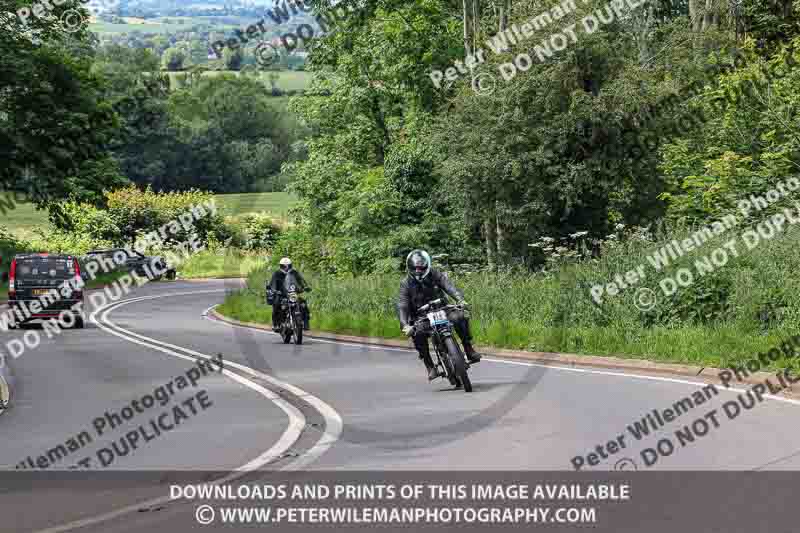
[278,283,305,345]
[266,272,310,345]
[411,298,473,393]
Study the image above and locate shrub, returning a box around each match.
[105,185,224,248]
[28,230,115,256]
[49,201,122,243]
[236,213,282,251]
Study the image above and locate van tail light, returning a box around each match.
[72,258,83,298]
[8,258,15,298]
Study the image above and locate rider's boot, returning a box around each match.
[422,354,439,381]
[464,342,482,364]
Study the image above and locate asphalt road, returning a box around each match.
[1,279,800,532]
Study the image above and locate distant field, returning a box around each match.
[3,192,297,239]
[3,202,48,240]
[89,15,272,35]
[89,22,196,34]
[215,192,297,218]
[165,70,311,92]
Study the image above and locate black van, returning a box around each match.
[8,254,85,328]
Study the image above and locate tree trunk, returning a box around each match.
[472,0,480,53]
[633,1,654,65]
[462,0,472,57]
[495,202,508,266]
[499,0,509,32]
[483,214,497,271]
[689,0,703,32]
[701,0,719,32]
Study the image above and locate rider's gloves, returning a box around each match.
[402,325,414,337]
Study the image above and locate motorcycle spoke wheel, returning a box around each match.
[444,337,472,392]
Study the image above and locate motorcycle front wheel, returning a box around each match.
[444,337,472,392]
[293,312,303,345]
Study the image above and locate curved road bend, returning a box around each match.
[1,280,799,533]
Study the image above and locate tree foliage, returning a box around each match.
[280,0,800,275]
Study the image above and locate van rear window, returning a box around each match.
[16,258,74,281]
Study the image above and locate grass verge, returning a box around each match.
[216,264,800,374]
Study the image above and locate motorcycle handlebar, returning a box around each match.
[417,299,443,313]
[411,302,464,333]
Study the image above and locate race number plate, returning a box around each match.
[427,310,448,325]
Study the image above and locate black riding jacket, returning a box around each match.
[397,269,464,327]
[267,269,309,296]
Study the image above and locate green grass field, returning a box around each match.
[3,192,296,240]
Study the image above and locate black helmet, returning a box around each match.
[406,249,431,281]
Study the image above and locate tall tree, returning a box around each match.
[0,0,128,208]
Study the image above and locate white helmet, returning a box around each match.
[279,257,292,271]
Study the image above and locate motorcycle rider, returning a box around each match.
[397,249,481,381]
[267,257,311,332]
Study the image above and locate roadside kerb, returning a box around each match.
[207,307,800,401]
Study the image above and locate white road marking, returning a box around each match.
[97,293,342,471]
[32,290,342,533]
